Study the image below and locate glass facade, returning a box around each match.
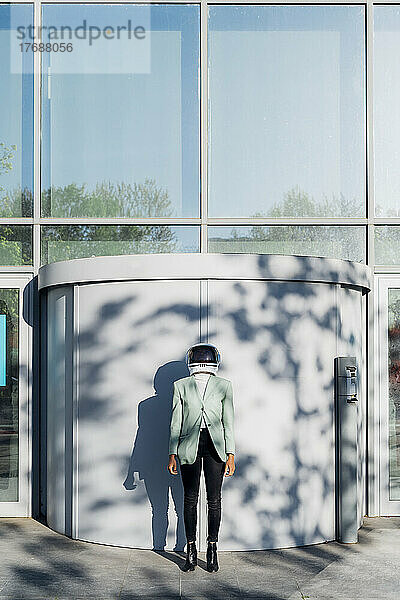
[0,5,34,217]
[208,5,365,218]
[0,2,397,268]
[0,289,19,502]
[374,7,400,218]
[388,288,400,500]
[1,0,400,521]
[41,4,200,219]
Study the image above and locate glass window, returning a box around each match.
[40,225,200,265]
[0,5,33,217]
[41,4,200,218]
[0,226,32,266]
[375,227,400,265]
[208,6,365,218]
[0,289,19,501]
[374,7,400,217]
[208,226,366,263]
[388,288,400,500]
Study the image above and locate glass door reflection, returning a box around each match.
[0,289,19,502]
[388,289,400,500]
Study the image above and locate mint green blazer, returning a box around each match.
[169,374,235,465]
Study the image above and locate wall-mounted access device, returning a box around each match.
[344,364,358,403]
[335,356,359,544]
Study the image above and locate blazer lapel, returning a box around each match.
[203,374,216,404]
[189,373,216,406]
[188,375,201,406]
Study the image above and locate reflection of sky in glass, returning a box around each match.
[374,7,400,217]
[0,5,33,216]
[208,6,365,218]
[41,5,200,218]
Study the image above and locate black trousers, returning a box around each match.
[180,427,225,543]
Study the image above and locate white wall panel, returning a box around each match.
[208,280,337,549]
[76,280,201,549]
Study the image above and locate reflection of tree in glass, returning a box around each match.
[1,178,180,264]
[0,142,17,175]
[0,142,31,261]
[376,203,400,218]
[41,223,178,264]
[266,185,362,218]
[40,179,179,263]
[0,188,33,218]
[211,185,365,262]
[41,178,174,218]
[0,141,33,218]
[0,226,31,266]
[375,226,400,265]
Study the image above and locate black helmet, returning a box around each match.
[186,343,220,374]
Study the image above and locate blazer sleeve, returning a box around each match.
[169,381,182,456]
[222,380,235,455]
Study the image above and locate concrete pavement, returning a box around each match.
[0,517,398,599]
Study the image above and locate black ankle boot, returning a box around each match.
[206,541,219,572]
[182,541,197,571]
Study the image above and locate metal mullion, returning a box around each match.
[37,0,201,3]
[33,0,42,274]
[366,0,379,517]
[366,0,374,243]
[207,1,368,4]
[5,0,373,3]
[374,218,400,224]
[12,0,370,2]
[375,266,400,273]
[207,218,369,225]
[33,0,371,3]
[200,0,208,253]
[38,218,202,225]
[0,266,35,273]
[4,217,375,225]
[199,0,208,544]
[0,219,34,225]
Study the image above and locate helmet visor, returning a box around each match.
[187,344,219,365]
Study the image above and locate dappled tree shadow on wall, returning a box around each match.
[123,360,188,551]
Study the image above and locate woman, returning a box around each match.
[167,343,235,572]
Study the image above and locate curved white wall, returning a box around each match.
[40,253,370,551]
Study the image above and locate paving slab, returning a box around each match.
[0,517,399,599]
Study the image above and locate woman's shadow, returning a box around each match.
[123,361,188,553]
